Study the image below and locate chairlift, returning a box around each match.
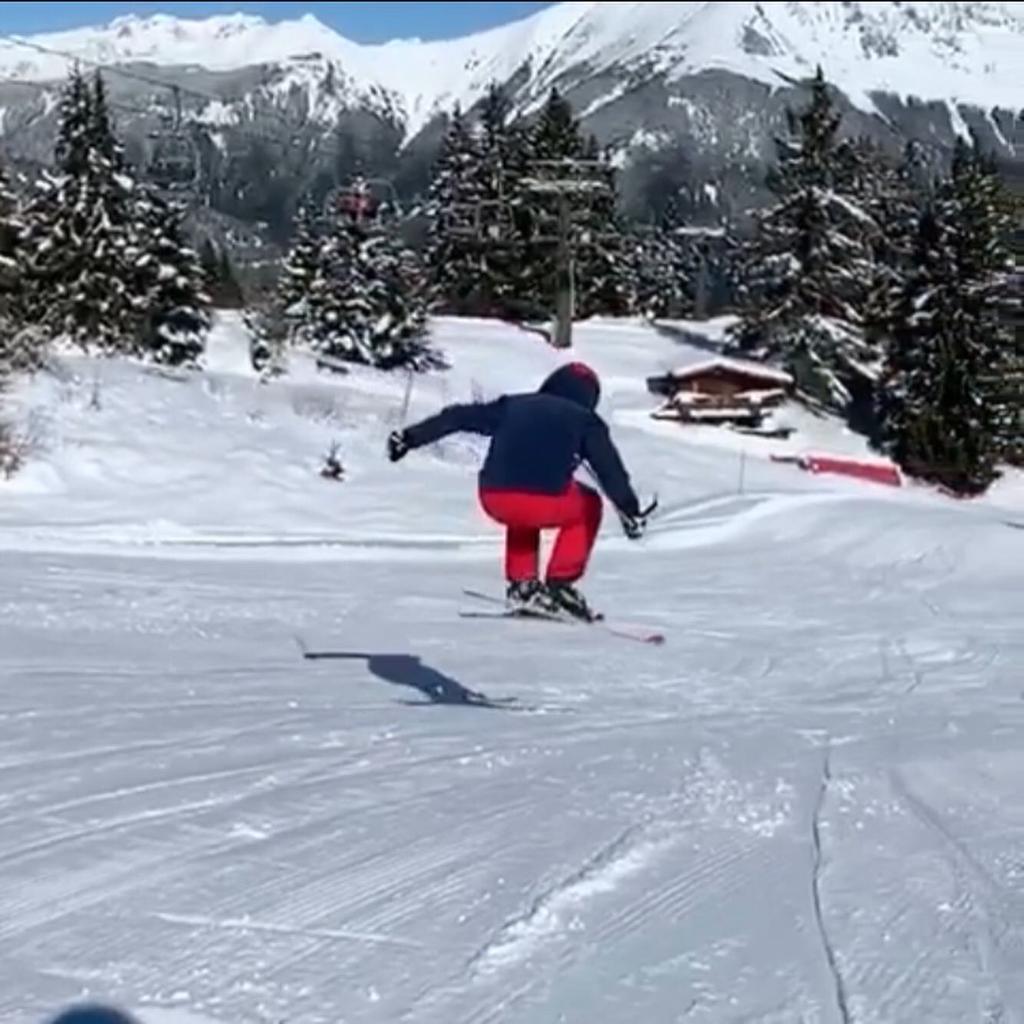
[477,200,515,242]
[325,176,403,225]
[441,200,514,243]
[145,85,201,193]
[362,177,403,219]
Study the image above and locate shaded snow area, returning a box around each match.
[2,315,1023,1024]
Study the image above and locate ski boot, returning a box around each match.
[542,581,603,622]
[505,579,547,615]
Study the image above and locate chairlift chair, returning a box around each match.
[144,85,201,194]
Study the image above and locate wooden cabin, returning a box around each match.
[647,357,794,429]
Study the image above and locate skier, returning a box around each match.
[387,361,650,621]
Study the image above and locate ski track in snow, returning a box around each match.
[1,315,1023,1023]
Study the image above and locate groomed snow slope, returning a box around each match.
[2,315,1023,1024]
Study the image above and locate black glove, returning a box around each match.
[387,429,411,463]
[620,496,657,540]
[620,511,647,540]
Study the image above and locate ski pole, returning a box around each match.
[397,366,415,427]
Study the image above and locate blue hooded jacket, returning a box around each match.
[403,362,640,518]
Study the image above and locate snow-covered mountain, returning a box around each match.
[2,3,1022,137]
[0,2,1020,231]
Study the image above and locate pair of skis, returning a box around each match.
[460,589,665,646]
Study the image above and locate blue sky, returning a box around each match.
[2,2,556,43]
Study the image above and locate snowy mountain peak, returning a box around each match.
[1,1,1020,139]
[0,0,1019,219]
[0,9,368,80]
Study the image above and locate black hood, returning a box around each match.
[539,362,600,411]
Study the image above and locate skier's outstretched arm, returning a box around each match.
[582,418,641,519]
[389,398,504,460]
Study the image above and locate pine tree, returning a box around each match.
[20,69,140,353]
[53,66,93,178]
[876,206,998,494]
[304,211,437,372]
[18,68,210,362]
[875,140,1014,494]
[474,83,531,314]
[1,160,23,375]
[574,146,632,318]
[729,67,882,414]
[243,288,290,379]
[514,89,629,320]
[627,229,678,320]
[132,187,211,366]
[278,203,322,318]
[425,105,485,313]
[530,89,586,162]
[628,201,694,321]
[424,99,524,316]
[0,159,21,310]
[241,204,321,374]
[0,161,48,377]
[950,140,1019,467]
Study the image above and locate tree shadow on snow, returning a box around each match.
[650,320,727,354]
[299,649,517,709]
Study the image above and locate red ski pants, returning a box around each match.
[479,483,603,583]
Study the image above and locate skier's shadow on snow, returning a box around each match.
[302,651,514,709]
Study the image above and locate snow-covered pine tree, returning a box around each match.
[474,83,531,315]
[0,159,18,253]
[875,205,999,494]
[514,90,630,320]
[728,66,882,415]
[530,88,586,162]
[0,160,49,377]
[948,140,1019,465]
[244,300,289,379]
[575,139,632,318]
[278,203,321,320]
[875,140,1014,494]
[425,104,489,314]
[997,187,1024,465]
[425,85,529,318]
[53,67,93,178]
[304,208,437,372]
[0,160,23,375]
[628,199,694,321]
[20,69,140,353]
[361,233,437,371]
[132,186,211,366]
[242,203,321,376]
[0,159,21,310]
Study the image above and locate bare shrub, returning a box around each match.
[0,408,48,480]
[319,441,345,481]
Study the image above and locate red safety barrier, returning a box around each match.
[772,453,902,487]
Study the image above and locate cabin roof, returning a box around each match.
[665,357,794,387]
